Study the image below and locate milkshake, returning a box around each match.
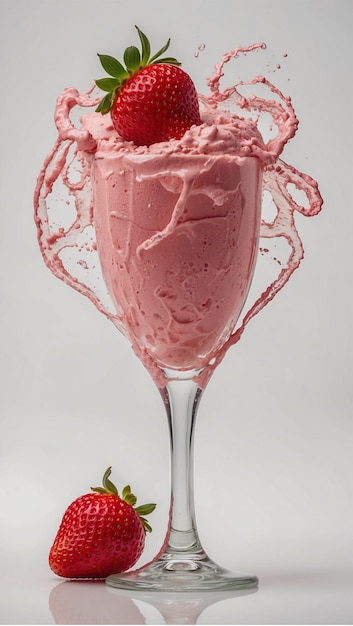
[35,39,321,386]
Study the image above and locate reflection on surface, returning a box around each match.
[113,587,257,625]
[49,581,145,624]
[49,579,257,625]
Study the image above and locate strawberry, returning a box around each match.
[95,25,201,146]
[49,467,156,579]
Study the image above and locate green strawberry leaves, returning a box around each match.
[91,467,156,533]
[122,484,137,507]
[134,503,157,533]
[95,26,181,115]
[91,466,119,495]
[123,46,141,73]
[95,92,115,115]
[122,483,156,532]
[97,54,128,79]
[137,26,151,65]
[95,57,128,114]
[95,77,122,92]
[149,40,172,64]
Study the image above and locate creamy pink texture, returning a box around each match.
[93,152,261,371]
[34,42,323,388]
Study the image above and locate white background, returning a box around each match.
[0,0,352,623]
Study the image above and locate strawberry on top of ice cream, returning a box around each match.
[95,25,202,147]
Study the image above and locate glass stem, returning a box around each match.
[160,378,204,555]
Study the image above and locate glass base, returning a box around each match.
[105,553,258,592]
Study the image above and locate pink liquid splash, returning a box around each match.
[34,43,323,389]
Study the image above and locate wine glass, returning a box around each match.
[92,151,262,591]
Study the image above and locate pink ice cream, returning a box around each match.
[34,43,323,388]
[93,152,261,371]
